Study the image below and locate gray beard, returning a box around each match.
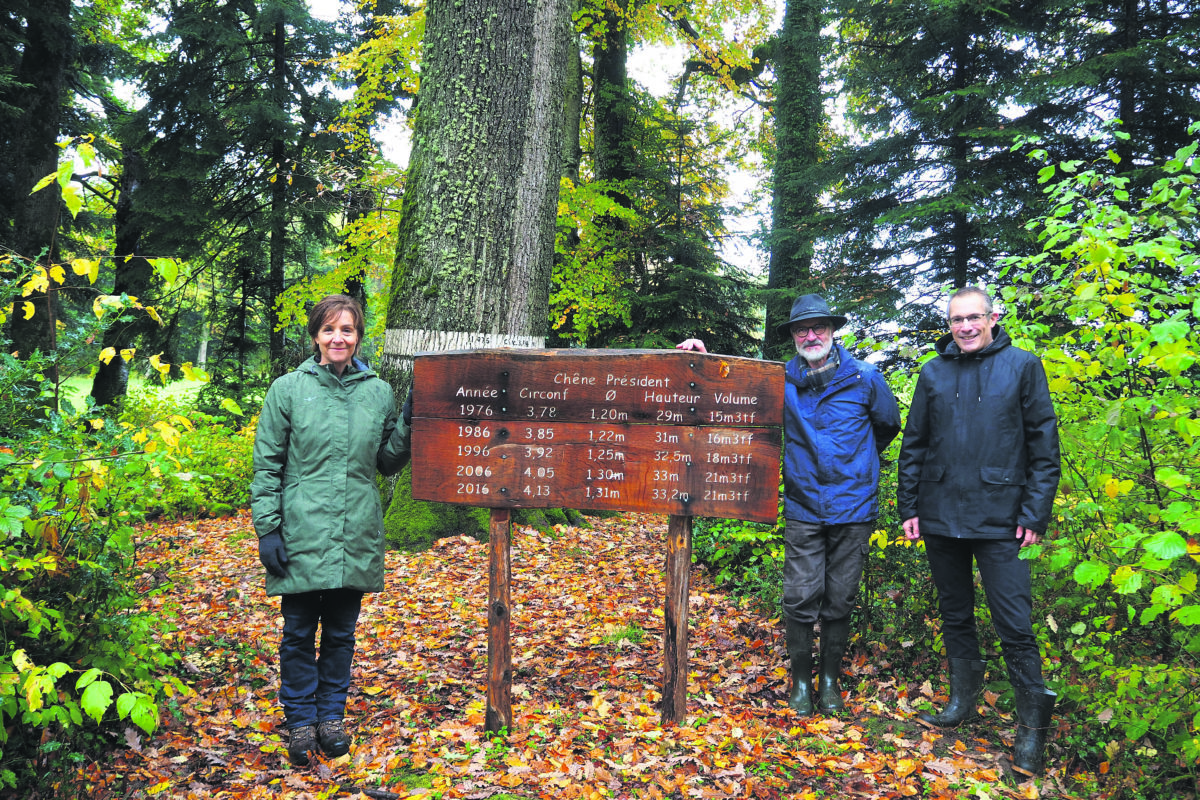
[798,340,832,365]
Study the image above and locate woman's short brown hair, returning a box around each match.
[307,294,365,357]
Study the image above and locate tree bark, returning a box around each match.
[91,150,154,407]
[4,0,72,374]
[764,0,824,360]
[381,0,574,396]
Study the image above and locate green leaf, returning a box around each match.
[117,692,159,734]
[1074,560,1110,588]
[219,397,243,416]
[62,184,83,219]
[1170,605,1200,626]
[1112,565,1144,595]
[75,668,103,690]
[1155,467,1191,490]
[80,680,114,723]
[1143,530,1187,561]
[150,258,178,284]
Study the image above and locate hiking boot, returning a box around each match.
[317,718,351,757]
[287,724,318,766]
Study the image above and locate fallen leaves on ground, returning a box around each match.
[63,511,1076,799]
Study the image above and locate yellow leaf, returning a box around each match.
[149,353,170,375]
[21,302,34,320]
[48,264,66,284]
[71,258,100,284]
[362,686,385,696]
[98,347,117,365]
[89,418,105,430]
[154,421,180,448]
[146,306,163,324]
[146,781,172,796]
[93,294,125,320]
[120,348,136,362]
[23,267,49,295]
[180,363,209,382]
[894,758,918,777]
[12,650,33,672]
[169,415,195,431]
[1104,479,1121,499]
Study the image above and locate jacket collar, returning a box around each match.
[298,355,374,381]
[934,325,1011,360]
[786,342,858,387]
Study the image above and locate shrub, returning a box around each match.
[120,392,253,519]
[0,351,190,791]
[995,124,1200,795]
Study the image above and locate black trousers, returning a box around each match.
[782,519,873,625]
[923,533,1045,691]
[279,588,364,729]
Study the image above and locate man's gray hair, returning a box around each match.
[946,286,994,317]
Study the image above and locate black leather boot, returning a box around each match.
[784,619,814,716]
[917,658,985,728]
[1012,687,1056,776]
[816,617,851,714]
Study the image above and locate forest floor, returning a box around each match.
[62,511,1083,799]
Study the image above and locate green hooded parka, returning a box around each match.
[251,356,410,596]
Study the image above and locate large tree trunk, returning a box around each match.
[763,0,823,361]
[267,20,288,377]
[4,0,72,377]
[381,0,574,396]
[91,150,154,407]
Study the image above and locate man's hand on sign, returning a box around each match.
[676,338,707,353]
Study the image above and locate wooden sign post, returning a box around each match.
[410,349,783,730]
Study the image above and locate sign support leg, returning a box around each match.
[486,508,512,733]
[662,514,692,726]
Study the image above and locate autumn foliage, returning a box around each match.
[44,511,1066,800]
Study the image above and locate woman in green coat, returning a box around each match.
[251,294,411,767]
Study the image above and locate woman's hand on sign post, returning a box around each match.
[676,338,707,353]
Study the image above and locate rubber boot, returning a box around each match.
[816,617,851,714]
[1012,687,1056,776]
[784,619,814,716]
[917,658,985,728]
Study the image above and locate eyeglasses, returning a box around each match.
[948,313,990,328]
[790,323,829,337]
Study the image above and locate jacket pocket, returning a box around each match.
[980,467,1026,486]
[980,467,1025,529]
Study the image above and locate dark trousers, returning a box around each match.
[923,534,1044,691]
[782,520,873,625]
[279,588,364,729]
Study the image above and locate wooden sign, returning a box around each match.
[408,347,784,731]
[411,349,783,523]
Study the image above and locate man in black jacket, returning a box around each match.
[898,286,1060,777]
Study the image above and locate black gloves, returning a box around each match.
[258,531,290,577]
[402,391,413,426]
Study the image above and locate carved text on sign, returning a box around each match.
[411,349,783,523]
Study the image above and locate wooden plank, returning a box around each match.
[411,418,781,522]
[661,514,692,726]
[485,509,512,733]
[413,348,783,426]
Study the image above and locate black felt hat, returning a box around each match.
[775,294,848,335]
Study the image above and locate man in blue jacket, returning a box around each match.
[898,286,1060,776]
[679,294,901,716]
